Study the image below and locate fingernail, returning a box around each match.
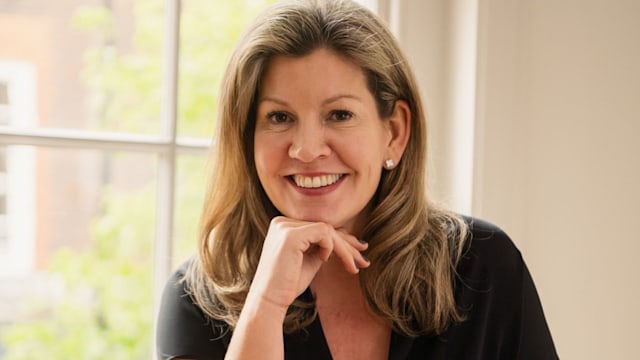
[354,260,360,270]
[358,238,368,244]
[362,255,370,263]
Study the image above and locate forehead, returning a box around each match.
[259,48,368,97]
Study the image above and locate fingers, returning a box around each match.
[257,217,370,303]
[337,228,369,251]
[268,217,371,274]
[332,229,371,274]
[292,221,370,274]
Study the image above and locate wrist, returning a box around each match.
[241,290,289,325]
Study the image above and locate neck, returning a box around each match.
[311,257,365,308]
[337,203,373,239]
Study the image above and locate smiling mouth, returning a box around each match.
[291,174,344,189]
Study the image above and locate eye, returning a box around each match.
[267,111,292,124]
[329,110,353,122]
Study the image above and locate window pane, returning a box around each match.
[177,0,275,139]
[0,146,157,358]
[172,154,208,269]
[0,1,161,134]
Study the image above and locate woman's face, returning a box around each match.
[253,48,393,233]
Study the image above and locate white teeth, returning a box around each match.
[293,174,343,188]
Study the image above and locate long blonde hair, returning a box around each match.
[185,0,468,336]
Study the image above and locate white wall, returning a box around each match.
[390,1,640,359]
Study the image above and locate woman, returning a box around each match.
[156,0,558,359]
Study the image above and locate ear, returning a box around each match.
[384,100,411,166]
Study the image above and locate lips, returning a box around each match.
[291,174,344,188]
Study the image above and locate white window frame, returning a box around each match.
[0,0,209,317]
[0,61,37,277]
[0,0,397,356]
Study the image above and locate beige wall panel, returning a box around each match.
[474,0,640,358]
[395,0,640,358]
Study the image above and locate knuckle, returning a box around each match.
[270,216,284,225]
[270,216,287,230]
[320,222,334,236]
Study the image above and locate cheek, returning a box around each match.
[254,135,284,177]
[339,132,386,168]
[253,137,269,178]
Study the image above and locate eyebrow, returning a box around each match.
[257,94,363,106]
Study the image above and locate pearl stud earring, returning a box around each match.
[384,159,395,169]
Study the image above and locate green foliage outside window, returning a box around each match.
[0,0,273,358]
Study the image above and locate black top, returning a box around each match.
[156,218,558,359]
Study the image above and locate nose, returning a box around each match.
[288,121,330,162]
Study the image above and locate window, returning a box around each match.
[0,0,381,357]
[0,0,275,357]
[0,62,37,277]
[0,82,9,251]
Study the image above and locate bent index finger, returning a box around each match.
[293,221,335,262]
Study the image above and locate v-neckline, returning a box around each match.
[283,288,415,359]
[314,314,415,360]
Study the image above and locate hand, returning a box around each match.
[247,216,370,312]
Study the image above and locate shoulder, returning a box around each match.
[458,216,524,273]
[158,261,204,324]
[452,216,528,314]
[156,260,230,359]
[160,261,190,303]
[435,217,559,359]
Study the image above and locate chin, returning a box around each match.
[290,211,344,227]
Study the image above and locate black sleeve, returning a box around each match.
[516,262,558,359]
[156,264,230,360]
[458,218,559,360]
[411,218,559,359]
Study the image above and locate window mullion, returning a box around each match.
[0,126,209,154]
[153,0,180,338]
